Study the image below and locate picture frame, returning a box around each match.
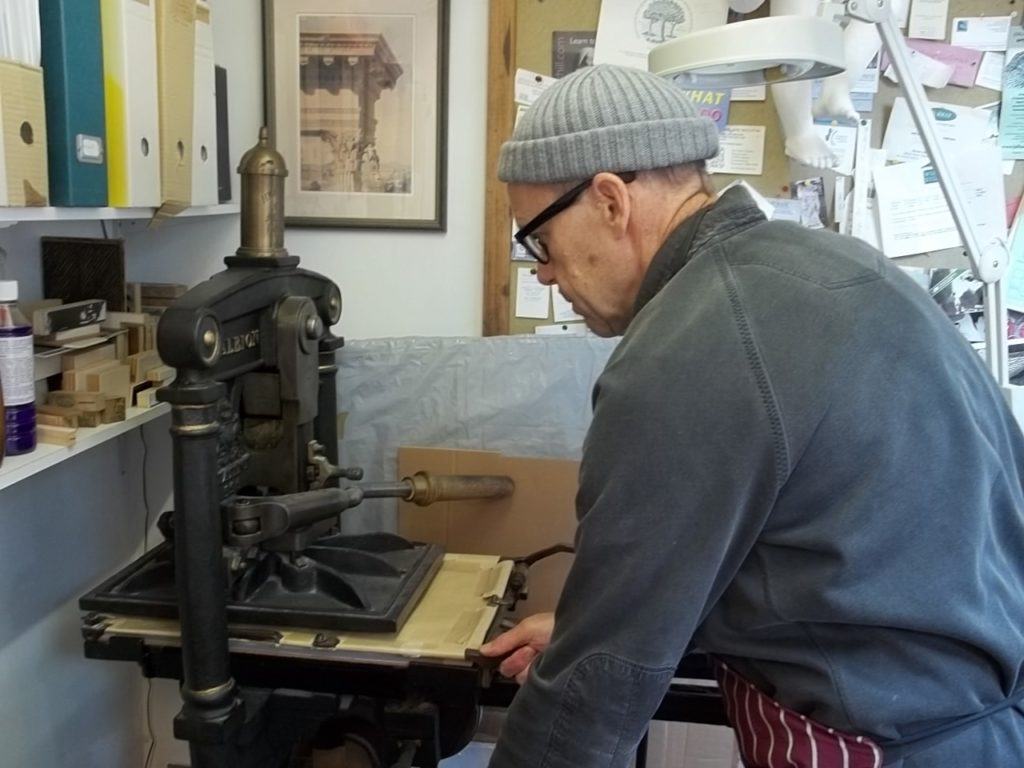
[263,0,449,230]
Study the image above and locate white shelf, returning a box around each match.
[0,402,170,492]
[0,203,239,224]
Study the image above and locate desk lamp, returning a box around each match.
[649,2,1012,388]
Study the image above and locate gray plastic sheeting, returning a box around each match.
[336,335,618,533]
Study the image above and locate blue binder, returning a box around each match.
[39,0,108,206]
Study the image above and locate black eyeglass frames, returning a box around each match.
[513,171,636,264]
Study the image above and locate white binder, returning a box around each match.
[100,0,161,208]
[190,1,218,206]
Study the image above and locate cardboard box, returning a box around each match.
[0,59,49,206]
[155,0,195,208]
[398,447,579,618]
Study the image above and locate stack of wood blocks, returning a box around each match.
[28,282,186,447]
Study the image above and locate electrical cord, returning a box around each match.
[140,424,156,768]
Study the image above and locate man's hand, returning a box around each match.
[479,613,555,684]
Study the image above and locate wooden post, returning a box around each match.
[483,0,516,336]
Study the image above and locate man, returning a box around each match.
[481,64,1024,767]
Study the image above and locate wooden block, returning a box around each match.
[102,311,149,330]
[47,390,78,408]
[140,282,187,299]
[77,409,103,427]
[60,370,86,391]
[129,325,145,355]
[114,332,128,360]
[146,365,175,384]
[37,425,76,446]
[37,412,77,428]
[136,386,160,409]
[61,341,116,372]
[102,396,127,424]
[128,350,162,383]
[37,404,81,428]
[130,282,143,314]
[86,363,131,403]
[47,390,106,408]
[74,400,107,413]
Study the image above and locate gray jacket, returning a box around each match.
[488,188,1024,767]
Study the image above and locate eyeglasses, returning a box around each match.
[513,172,636,264]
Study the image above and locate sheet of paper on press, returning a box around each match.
[594,0,727,69]
[514,69,556,106]
[883,48,954,89]
[908,0,950,40]
[707,125,766,175]
[882,97,991,163]
[950,16,1014,52]
[813,120,858,176]
[873,145,1006,259]
[515,268,551,319]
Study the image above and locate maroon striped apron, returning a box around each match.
[716,662,883,768]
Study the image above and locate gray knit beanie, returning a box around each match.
[498,64,719,184]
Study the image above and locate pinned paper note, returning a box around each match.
[881,40,982,88]
[515,268,551,319]
[534,323,588,336]
[678,88,731,131]
[731,85,766,101]
[552,290,583,323]
[813,120,858,176]
[594,0,727,69]
[908,0,950,40]
[882,48,954,89]
[853,55,881,93]
[950,16,1013,52]
[707,126,765,175]
[874,145,1006,258]
[977,52,1005,91]
[882,97,990,163]
[999,29,1024,159]
[515,69,556,106]
[766,198,804,224]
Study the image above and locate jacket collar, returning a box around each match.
[633,185,765,317]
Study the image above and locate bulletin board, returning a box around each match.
[483,0,1024,336]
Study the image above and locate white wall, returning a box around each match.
[0,1,489,765]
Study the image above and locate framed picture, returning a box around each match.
[263,0,448,230]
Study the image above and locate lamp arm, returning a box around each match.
[866,9,1010,383]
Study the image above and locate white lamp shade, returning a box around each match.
[648,16,846,89]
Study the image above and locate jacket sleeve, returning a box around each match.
[488,270,788,768]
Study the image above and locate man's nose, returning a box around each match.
[534,263,556,286]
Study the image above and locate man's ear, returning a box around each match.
[589,172,632,236]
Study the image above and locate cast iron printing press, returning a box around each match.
[78,130,530,768]
[78,131,726,768]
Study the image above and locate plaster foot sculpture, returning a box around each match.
[770,0,837,168]
[814,0,908,121]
